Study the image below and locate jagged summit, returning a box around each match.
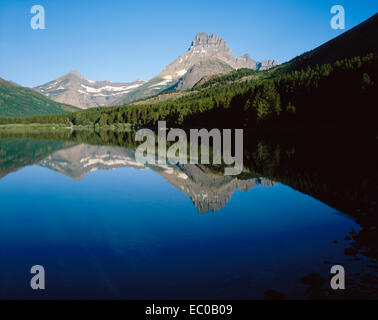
[153,32,278,91]
[189,32,228,50]
[66,70,84,78]
[112,32,279,104]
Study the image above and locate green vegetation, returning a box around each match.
[0,129,140,154]
[1,14,376,127]
[194,68,257,88]
[0,138,71,178]
[1,54,376,135]
[131,90,195,106]
[194,64,288,89]
[288,13,378,71]
[0,78,79,117]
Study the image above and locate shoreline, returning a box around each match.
[0,123,134,132]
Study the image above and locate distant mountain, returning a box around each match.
[112,32,278,104]
[0,78,78,118]
[20,13,378,112]
[34,33,277,108]
[34,71,146,109]
[291,13,378,69]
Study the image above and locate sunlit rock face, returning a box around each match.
[113,32,279,104]
[156,32,278,91]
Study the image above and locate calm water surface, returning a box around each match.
[0,135,376,299]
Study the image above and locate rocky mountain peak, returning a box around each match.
[192,32,208,44]
[157,32,278,89]
[258,59,279,70]
[235,54,257,69]
[190,32,228,50]
[66,70,85,79]
[36,33,279,107]
[241,53,252,59]
[34,71,145,109]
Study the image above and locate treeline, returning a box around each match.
[0,129,139,150]
[1,54,376,133]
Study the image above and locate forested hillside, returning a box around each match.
[2,54,376,134]
[289,13,378,70]
[0,78,79,117]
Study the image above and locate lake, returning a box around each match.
[0,130,377,299]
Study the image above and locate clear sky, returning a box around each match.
[0,0,376,87]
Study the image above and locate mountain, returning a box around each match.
[112,32,278,104]
[34,33,277,108]
[290,13,378,69]
[18,13,378,111]
[0,78,79,118]
[34,71,146,109]
[127,15,378,105]
[155,32,277,82]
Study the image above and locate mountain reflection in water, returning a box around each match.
[0,130,377,299]
[38,143,276,213]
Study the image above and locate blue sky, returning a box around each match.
[0,0,376,87]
